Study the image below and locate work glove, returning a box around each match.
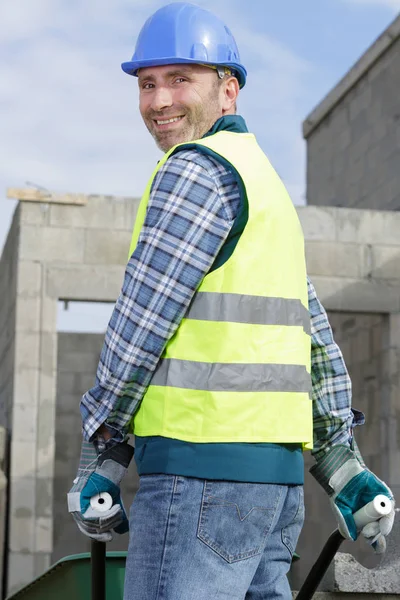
[68,439,134,542]
[310,443,395,554]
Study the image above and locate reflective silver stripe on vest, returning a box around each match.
[151,359,312,393]
[185,292,311,335]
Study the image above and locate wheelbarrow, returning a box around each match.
[5,496,389,600]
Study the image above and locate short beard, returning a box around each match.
[146,83,222,152]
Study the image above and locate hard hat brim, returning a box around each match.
[121,57,247,89]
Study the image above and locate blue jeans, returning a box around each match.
[124,475,304,600]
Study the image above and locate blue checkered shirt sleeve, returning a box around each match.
[308,277,364,459]
[80,150,239,442]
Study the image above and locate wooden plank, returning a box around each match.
[6,188,88,205]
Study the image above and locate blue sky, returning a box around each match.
[1,0,399,259]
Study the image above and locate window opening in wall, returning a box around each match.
[57,300,114,333]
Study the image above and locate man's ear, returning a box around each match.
[222,77,239,114]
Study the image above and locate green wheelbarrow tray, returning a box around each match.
[5,550,127,600]
[5,548,300,600]
[5,532,342,600]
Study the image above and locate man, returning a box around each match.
[68,4,395,600]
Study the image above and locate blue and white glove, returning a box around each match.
[310,444,395,554]
[68,439,134,542]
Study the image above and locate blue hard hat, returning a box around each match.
[121,2,247,88]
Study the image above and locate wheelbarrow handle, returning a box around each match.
[91,540,106,600]
[295,529,344,600]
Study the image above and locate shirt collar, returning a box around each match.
[203,115,249,138]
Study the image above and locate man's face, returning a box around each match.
[138,64,225,152]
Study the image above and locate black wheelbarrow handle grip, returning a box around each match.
[295,529,344,600]
[91,540,106,600]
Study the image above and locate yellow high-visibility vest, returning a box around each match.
[129,131,313,449]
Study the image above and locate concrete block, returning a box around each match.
[50,195,117,229]
[14,332,40,370]
[337,208,400,245]
[17,261,42,297]
[19,226,85,263]
[15,296,41,333]
[379,131,398,161]
[338,128,351,150]
[39,368,57,404]
[352,132,371,163]
[10,440,36,478]
[9,514,35,553]
[13,368,39,409]
[389,313,400,347]
[49,194,140,230]
[36,381,56,479]
[305,242,361,278]
[370,246,400,280]
[57,350,100,374]
[371,118,387,143]
[20,202,50,226]
[350,327,371,364]
[33,552,51,578]
[0,426,6,465]
[58,331,103,355]
[37,397,56,444]
[55,372,79,397]
[35,517,53,553]
[75,373,96,395]
[0,468,6,600]
[296,206,337,241]
[84,229,131,265]
[12,403,37,443]
[10,476,35,519]
[55,394,81,417]
[36,441,55,480]
[39,332,58,377]
[46,265,124,301]
[35,477,52,517]
[7,552,35,595]
[113,196,140,231]
[40,294,57,333]
[311,276,400,313]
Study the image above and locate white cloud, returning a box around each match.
[0,0,318,251]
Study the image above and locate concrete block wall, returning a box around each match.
[1,193,400,594]
[304,36,400,210]
[0,208,19,431]
[291,313,390,590]
[0,427,7,600]
[3,195,139,595]
[53,332,138,563]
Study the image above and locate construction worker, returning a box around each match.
[68,4,395,599]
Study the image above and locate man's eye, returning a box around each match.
[142,83,154,90]
[175,77,186,84]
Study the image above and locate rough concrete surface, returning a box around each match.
[329,511,400,593]
[304,33,400,211]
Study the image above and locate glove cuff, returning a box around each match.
[350,437,366,468]
[310,445,361,494]
[98,440,134,468]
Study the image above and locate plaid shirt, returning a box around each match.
[81,148,361,458]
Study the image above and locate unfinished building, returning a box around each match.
[0,10,400,599]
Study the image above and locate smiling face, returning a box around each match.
[138,64,238,152]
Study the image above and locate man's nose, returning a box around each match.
[150,86,173,112]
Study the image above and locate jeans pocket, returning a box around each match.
[197,481,282,564]
[282,486,305,557]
